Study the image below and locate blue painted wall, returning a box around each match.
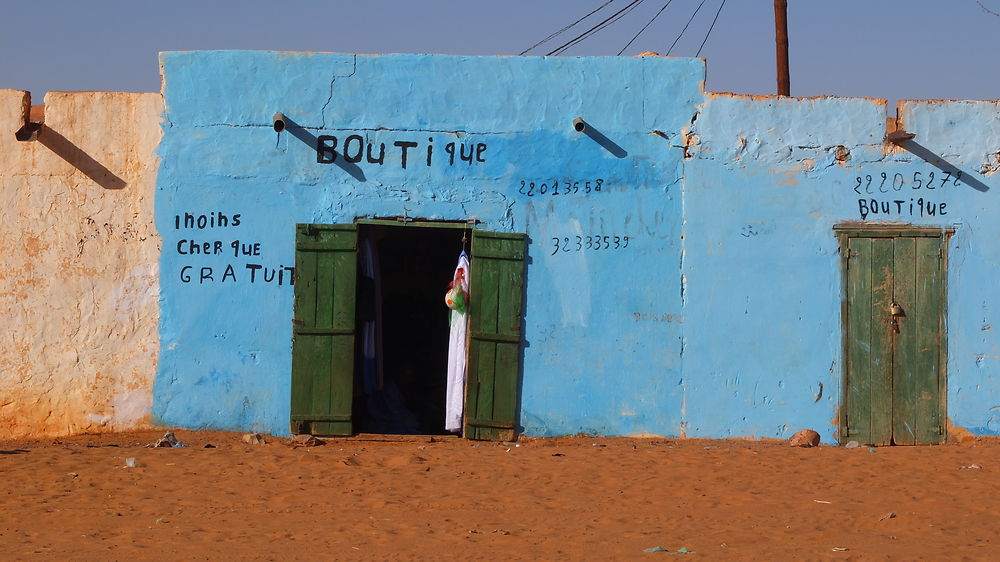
[683,94,1000,440]
[155,51,1000,441]
[155,52,701,437]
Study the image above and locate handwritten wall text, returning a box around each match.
[317,135,487,169]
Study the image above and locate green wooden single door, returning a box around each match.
[841,230,948,446]
[290,223,357,436]
[464,230,527,441]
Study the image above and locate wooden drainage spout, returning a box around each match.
[15,95,44,141]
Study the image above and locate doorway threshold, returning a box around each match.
[328,433,463,443]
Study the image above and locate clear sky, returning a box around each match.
[2,0,998,111]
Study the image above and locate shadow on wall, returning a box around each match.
[576,118,628,159]
[38,127,127,190]
[899,139,990,193]
[281,115,367,182]
[513,237,533,437]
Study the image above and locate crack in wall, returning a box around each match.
[190,123,524,136]
[319,54,357,129]
[320,75,337,130]
[676,99,698,438]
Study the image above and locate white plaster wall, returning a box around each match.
[0,89,162,439]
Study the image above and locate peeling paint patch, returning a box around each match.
[980,151,1000,175]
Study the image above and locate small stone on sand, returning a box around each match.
[789,429,820,447]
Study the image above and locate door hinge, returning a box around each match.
[938,425,944,436]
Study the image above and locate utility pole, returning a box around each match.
[774,0,790,96]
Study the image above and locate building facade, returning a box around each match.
[3,51,999,443]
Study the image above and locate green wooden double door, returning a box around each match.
[839,228,950,446]
[289,223,526,441]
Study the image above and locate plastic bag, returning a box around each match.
[445,268,468,313]
[445,284,467,313]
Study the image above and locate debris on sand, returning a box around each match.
[242,433,267,445]
[147,432,186,448]
[643,546,694,555]
[289,435,324,448]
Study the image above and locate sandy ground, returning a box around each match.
[0,430,998,561]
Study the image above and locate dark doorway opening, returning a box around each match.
[353,223,465,435]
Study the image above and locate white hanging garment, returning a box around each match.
[445,252,470,432]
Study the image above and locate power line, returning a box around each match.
[546,0,646,56]
[695,0,727,57]
[977,1,1000,16]
[519,0,617,55]
[617,0,676,56]
[547,0,646,55]
[665,0,707,56]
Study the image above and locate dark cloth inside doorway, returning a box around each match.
[354,224,466,435]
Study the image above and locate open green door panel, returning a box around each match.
[290,223,358,436]
[464,230,527,441]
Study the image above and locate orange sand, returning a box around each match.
[1,430,998,560]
